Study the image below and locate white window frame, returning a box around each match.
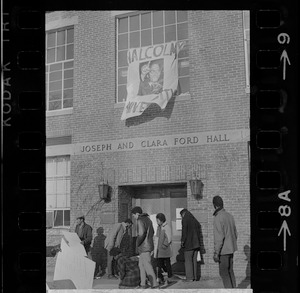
[46,155,71,228]
[46,26,74,112]
[116,10,190,104]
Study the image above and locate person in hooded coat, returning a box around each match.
[180,209,202,282]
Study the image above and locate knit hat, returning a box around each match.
[212,196,224,208]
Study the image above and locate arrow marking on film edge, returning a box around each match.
[278,220,291,251]
[280,50,291,80]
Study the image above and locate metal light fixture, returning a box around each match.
[189,178,204,200]
[98,181,109,200]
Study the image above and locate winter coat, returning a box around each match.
[105,222,127,251]
[154,222,172,258]
[213,208,238,255]
[181,211,202,251]
[75,222,93,253]
[136,213,154,254]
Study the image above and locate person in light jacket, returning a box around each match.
[212,195,238,288]
[104,219,133,279]
[154,213,173,284]
[131,206,159,289]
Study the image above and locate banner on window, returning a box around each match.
[121,41,185,120]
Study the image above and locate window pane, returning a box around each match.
[165,25,176,42]
[118,68,127,85]
[130,15,140,31]
[118,17,128,33]
[49,100,62,111]
[57,158,66,175]
[64,210,70,226]
[118,85,127,103]
[177,10,188,22]
[153,11,163,27]
[118,34,128,50]
[63,89,73,100]
[56,46,65,61]
[153,27,164,45]
[49,81,62,91]
[178,40,189,58]
[118,50,128,67]
[47,159,56,176]
[178,76,189,94]
[67,28,74,43]
[46,65,49,72]
[57,179,66,194]
[165,11,175,25]
[130,31,140,48]
[63,98,73,108]
[47,195,56,209]
[46,211,53,227]
[47,179,56,194]
[141,29,152,47]
[50,63,62,71]
[64,69,73,79]
[47,32,56,48]
[57,30,65,45]
[49,90,62,101]
[54,210,63,226]
[64,79,73,89]
[179,59,189,76]
[177,22,188,40]
[49,71,62,82]
[47,48,55,63]
[64,61,73,69]
[141,12,151,29]
[66,44,74,59]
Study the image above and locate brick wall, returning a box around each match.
[46,10,250,280]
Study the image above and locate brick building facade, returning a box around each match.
[46,10,250,281]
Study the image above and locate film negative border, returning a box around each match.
[2,1,298,293]
[2,3,46,293]
[251,2,298,293]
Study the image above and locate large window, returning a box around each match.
[46,156,70,227]
[117,11,189,103]
[46,27,74,111]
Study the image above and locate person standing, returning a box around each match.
[131,206,159,289]
[75,215,93,257]
[154,213,173,284]
[104,219,133,279]
[212,195,238,288]
[180,208,202,282]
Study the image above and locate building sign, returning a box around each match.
[121,41,185,120]
[72,128,249,155]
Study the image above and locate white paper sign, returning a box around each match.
[176,208,184,219]
[62,231,87,257]
[54,238,95,289]
[176,219,182,230]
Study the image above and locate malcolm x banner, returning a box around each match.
[121,41,185,120]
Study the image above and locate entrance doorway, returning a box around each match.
[131,184,187,264]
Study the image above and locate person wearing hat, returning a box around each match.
[75,215,93,258]
[212,195,238,288]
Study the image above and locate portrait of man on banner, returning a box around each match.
[138,59,164,96]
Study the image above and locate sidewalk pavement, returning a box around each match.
[47,267,250,290]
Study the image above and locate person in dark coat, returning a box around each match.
[180,209,202,282]
[74,215,93,256]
